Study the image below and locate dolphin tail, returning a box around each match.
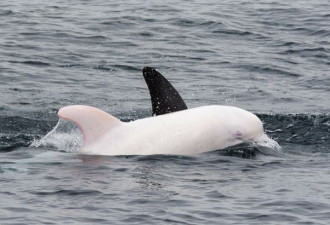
[57,105,121,147]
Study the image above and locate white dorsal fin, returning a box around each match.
[57,105,121,147]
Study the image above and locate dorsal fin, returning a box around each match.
[57,105,121,147]
[143,67,188,116]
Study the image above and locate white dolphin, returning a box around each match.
[57,105,264,155]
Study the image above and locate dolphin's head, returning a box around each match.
[230,107,264,142]
[215,106,264,145]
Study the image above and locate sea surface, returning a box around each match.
[1,0,330,224]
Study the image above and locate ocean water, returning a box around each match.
[1,0,330,224]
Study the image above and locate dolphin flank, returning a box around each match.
[58,105,264,156]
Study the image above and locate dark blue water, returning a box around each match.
[1,0,330,224]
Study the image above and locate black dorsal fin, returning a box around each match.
[143,67,188,116]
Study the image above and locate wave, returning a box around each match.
[259,114,330,146]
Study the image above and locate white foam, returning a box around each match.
[31,119,83,153]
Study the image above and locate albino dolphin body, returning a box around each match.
[58,105,264,156]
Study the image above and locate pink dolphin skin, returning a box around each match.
[58,105,264,156]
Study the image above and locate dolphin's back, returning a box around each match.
[89,105,263,155]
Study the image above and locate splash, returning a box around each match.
[251,133,282,156]
[31,119,83,153]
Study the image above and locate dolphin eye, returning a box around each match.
[235,130,243,139]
